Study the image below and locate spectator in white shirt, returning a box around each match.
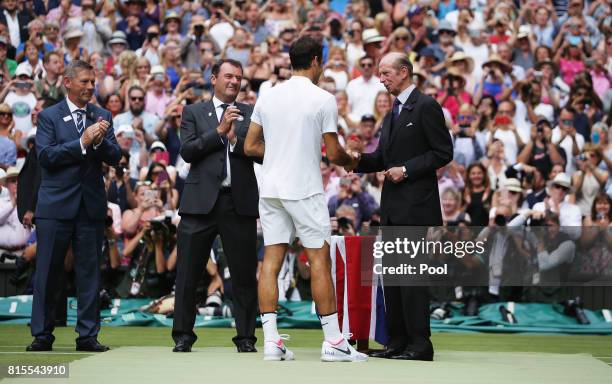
[551,107,585,174]
[345,55,386,121]
[0,167,31,251]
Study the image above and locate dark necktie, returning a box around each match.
[220,103,230,180]
[75,109,86,136]
[391,98,402,122]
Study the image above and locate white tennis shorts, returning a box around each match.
[259,194,331,249]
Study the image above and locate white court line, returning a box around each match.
[0,351,91,355]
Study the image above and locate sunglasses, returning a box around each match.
[396,36,409,41]
[457,115,474,121]
[136,181,152,187]
[130,96,144,101]
[561,119,574,126]
[361,63,374,68]
[0,112,11,117]
[553,184,569,191]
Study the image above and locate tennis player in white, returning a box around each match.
[244,36,366,362]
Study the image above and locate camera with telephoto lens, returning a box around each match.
[149,215,174,239]
[114,166,126,179]
[560,297,590,324]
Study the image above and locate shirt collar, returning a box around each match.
[396,84,416,106]
[290,75,313,83]
[65,97,85,114]
[212,95,235,109]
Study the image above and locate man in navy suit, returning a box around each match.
[28,60,121,352]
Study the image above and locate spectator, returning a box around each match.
[554,31,587,87]
[105,93,124,118]
[441,187,471,226]
[115,124,146,180]
[430,20,464,65]
[345,19,364,71]
[358,114,378,153]
[437,68,471,123]
[43,21,61,51]
[551,107,585,174]
[63,27,88,64]
[517,117,564,175]
[222,27,251,67]
[0,102,15,168]
[244,45,272,93]
[1,63,37,136]
[106,31,128,77]
[531,5,556,48]
[205,0,240,51]
[107,149,138,213]
[78,0,112,56]
[485,100,525,165]
[0,167,30,251]
[144,161,179,211]
[523,166,548,209]
[533,172,583,239]
[452,103,484,167]
[572,143,609,216]
[242,2,268,46]
[474,54,513,103]
[159,39,183,90]
[486,139,509,190]
[114,85,160,147]
[34,51,64,108]
[372,90,391,132]
[160,11,183,44]
[154,102,182,165]
[463,163,492,226]
[145,65,174,119]
[15,19,53,63]
[360,28,384,64]
[117,0,153,51]
[328,174,377,230]
[323,46,349,91]
[180,14,209,71]
[345,55,385,121]
[0,0,31,49]
[45,0,80,34]
[0,36,16,78]
[136,24,161,67]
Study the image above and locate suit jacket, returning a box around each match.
[357,88,453,226]
[16,145,40,223]
[35,99,121,221]
[179,100,262,217]
[0,9,31,49]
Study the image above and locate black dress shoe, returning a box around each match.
[172,340,192,352]
[26,339,52,352]
[389,349,434,361]
[368,347,403,359]
[236,340,257,353]
[76,339,110,352]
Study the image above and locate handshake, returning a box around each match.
[344,139,362,172]
[82,117,110,148]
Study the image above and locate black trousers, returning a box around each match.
[172,191,258,346]
[383,223,432,353]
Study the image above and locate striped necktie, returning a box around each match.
[75,109,86,136]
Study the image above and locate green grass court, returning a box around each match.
[0,326,611,383]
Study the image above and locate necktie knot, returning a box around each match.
[75,109,86,135]
[392,98,402,122]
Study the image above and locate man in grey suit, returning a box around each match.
[172,59,262,353]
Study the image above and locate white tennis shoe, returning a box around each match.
[320,337,368,362]
[263,335,294,361]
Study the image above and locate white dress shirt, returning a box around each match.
[212,96,237,187]
[393,84,416,114]
[65,97,102,154]
[3,10,20,48]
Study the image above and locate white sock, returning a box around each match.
[261,312,280,342]
[319,312,343,343]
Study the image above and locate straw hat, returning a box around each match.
[482,54,512,73]
[445,51,475,73]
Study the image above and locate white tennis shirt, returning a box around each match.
[251,75,338,200]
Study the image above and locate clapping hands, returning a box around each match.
[82,117,110,147]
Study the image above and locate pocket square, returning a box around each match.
[406,122,414,127]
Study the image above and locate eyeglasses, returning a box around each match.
[130,96,144,101]
[553,184,569,192]
[457,115,474,121]
[137,65,150,69]
[361,63,374,68]
[396,36,409,41]
[0,112,11,117]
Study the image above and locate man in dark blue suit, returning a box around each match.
[28,60,121,352]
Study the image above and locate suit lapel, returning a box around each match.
[388,88,420,146]
[203,100,219,129]
[59,100,80,140]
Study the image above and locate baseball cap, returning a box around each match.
[115,125,135,137]
[15,63,33,78]
[361,114,376,123]
[150,141,167,152]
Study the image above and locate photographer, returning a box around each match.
[145,65,175,119]
[154,103,182,166]
[437,68,472,122]
[107,150,138,213]
[328,174,377,231]
[331,205,358,237]
[531,211,576,284]
[485,100,525,165]
[136,24,163,68]
[517,117,564,173]
[579,193,612,276]
[572,144,609,217]
[0,64,38,136]
[180,15,210,71]
[121,181,163,237]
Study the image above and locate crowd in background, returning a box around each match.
[0,0,611,306]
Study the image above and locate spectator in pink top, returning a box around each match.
[145,65,175,119]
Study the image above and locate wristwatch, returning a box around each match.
[402,166,408,179]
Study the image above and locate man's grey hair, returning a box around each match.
[28,19,44,31]
[382,52,413,76]
[64,60,94,79]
